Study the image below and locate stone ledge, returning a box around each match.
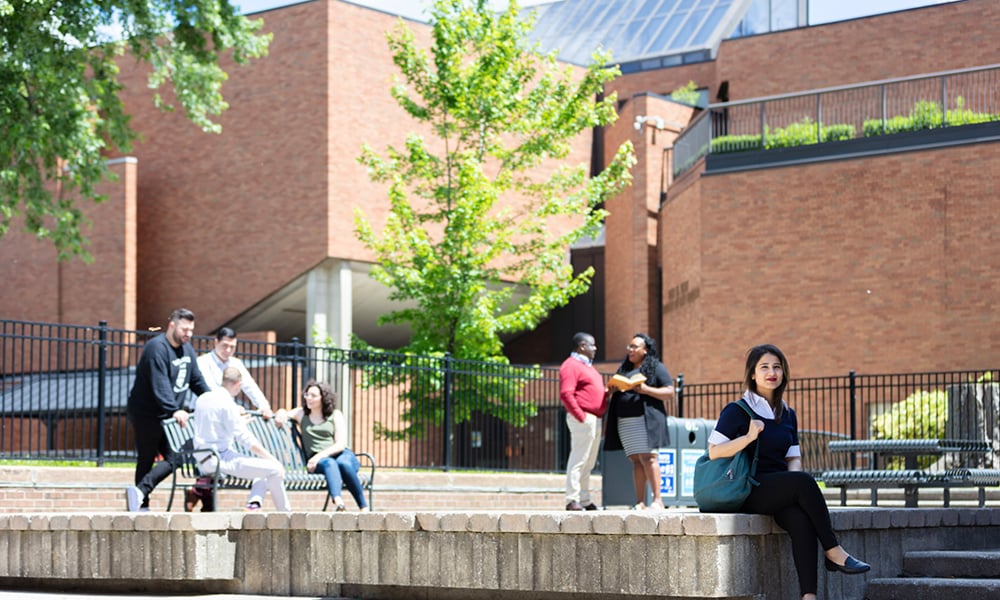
[5,508,1000,534]
[4,508,1000,599]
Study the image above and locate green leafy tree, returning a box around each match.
[0,0,271,260]
[353,0,634,441]
[356,0,634,360]
[668,80,700,106]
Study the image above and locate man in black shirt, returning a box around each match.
[125,307,210,511]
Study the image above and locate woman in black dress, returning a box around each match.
[603,333,675,510]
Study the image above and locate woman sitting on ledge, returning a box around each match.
[275,380,369,512]
[707,344,869,600]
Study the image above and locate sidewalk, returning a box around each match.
[0,594,350,600]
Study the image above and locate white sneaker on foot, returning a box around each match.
[125,486,143,512]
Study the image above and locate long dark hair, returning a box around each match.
[617,332,661,381]
[743,344,790,420]
[303,379,338,419]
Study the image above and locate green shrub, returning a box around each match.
[821,123,856,142]
[870,389,948,469]
[863,114,913,136]
[946,97,998,126]
[710,118,856,153]
[910,100,944,130]
[766,118,820,149]
[711,134,763,154]
[863,97,998,136]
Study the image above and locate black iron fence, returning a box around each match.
[2,319,998,474]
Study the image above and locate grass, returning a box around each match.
[0,459,133,468]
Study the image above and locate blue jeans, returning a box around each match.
[314,448,367,508]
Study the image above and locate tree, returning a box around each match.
[356,0,635,362]
[669,80,700,106]
[0,0,271,260]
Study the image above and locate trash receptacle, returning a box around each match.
[601,448,636,508]
[602,417,715,508]
[663,417,716,507]
[602,415,678,508]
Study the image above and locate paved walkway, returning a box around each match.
[0,594,350,600]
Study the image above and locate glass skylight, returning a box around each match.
[526,0,753,68]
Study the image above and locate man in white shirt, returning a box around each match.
[197,327,273,418]
[192,366,290,511]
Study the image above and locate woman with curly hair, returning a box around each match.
[603,333,675,510]
[275,380,369,511]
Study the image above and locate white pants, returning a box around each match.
[202,450,291,512]
[565,412,601,504]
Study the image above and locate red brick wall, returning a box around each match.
[661,142,1000,383]
[603,94,695,358]
[115,1,334,333]
[0,159,136,330]
[715,0,1000,101]
[599,0,1000,381]
[106,0,588,336]
[113,1,443,333]
[608,62,720,108]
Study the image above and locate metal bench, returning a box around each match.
[822,467,1000,507]
[162,412,375,511]
[924,468,1000,508]
[824,438,998,507]
[250,416,375,510]
[821,469,926,507]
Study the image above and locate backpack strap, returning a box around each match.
[734,398,761,482]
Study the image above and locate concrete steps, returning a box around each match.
[864,549,1000,600]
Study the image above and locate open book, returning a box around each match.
[608,373,646,392]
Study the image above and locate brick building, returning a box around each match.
[1,0,997,384]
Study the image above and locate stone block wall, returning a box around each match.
[3,509,1000,599]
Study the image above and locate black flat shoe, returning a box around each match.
[824,555,871,575]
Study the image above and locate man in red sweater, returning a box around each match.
[559,332,609,511]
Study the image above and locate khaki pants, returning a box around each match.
[565,412,601,504]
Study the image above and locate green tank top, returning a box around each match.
[301,412,336,458]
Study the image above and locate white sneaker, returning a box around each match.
[125,486,143,512]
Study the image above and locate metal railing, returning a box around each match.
[673,63,1000,178]
[2,319,998,474]
[0,319,566,471]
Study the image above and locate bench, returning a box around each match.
[823,439,999,507]
[821,469,926,507]
[162,412,375,511]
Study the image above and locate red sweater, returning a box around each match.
[559,356,608,421]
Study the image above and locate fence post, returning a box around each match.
[676,373,684,418]
[291,337,302,402]
[760,102,767,147]
[849,369,857,470]
[881,84,887,134]
[816,93,822,141]
[96,320,108,467]
[941,76,948,126]
[443,353,453,471]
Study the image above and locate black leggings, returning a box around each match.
[742,470,838,596]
